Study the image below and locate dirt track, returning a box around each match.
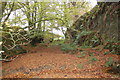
[1,44,120,78]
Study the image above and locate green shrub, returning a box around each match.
[61,43,78,54]
[77,52,86,58]
[104,51,110,55]
[74,30,102,47]
[80,45,92,48]
[105,57,114,67]
[89,55,98,63]
[104,40,120,55]
[51,40,65,45]
[105,59,120,74]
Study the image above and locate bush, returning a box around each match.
[77,52,86,58]
[74,30,102,47]
[104,57,120,74]
[104,40,120,55]
[89,56,98,63]
[80,45,92,48]
[105,57,114,67]
[90,57,98,62]
[104,51,110,55]
[87,54,98,63]
[61,43,78,54]
[50,40,65,46]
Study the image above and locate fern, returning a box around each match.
[105,57,114,67]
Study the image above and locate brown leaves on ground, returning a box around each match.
[1,44,120,78]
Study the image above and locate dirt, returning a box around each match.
[1,44,120,78]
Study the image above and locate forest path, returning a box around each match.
[1,44,120,78]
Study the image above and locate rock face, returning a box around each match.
[66,2,119,45]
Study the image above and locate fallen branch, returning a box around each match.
[0,55,19,62]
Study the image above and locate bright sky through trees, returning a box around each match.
[87,0,97,8]
[7,0,97,37]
